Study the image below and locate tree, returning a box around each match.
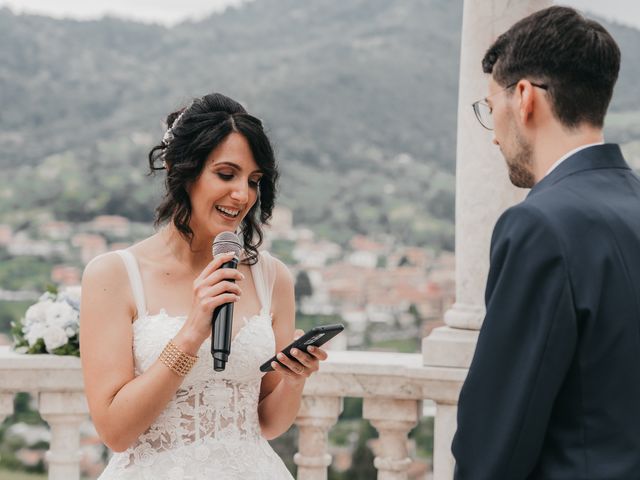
[345,421,377,479]
[294,270,313,302]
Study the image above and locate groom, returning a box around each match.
[452,6,640,480]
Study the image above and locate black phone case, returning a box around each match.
[259,323,344,372]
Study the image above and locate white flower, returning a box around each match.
[38,292,56,303]
[60,286,81,303]
[43,326,68,352]
[25,322,47,347]
[24,300,51,327]
[45,301,78,329]
[15,291,81,356]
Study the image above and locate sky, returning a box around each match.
[0,0,252,25]
[1,0,639,29]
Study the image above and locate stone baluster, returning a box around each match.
[0,392,14,423]
[39,392,89,480]
[363,398,420,480]
[294,395,343,480]
[432,401,457,480]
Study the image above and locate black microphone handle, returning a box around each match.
[211,258,239,372]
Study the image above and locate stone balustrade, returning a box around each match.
[298,351,465,479]
[0,346,465,480]
[0,346,88,480]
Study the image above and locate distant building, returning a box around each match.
[427,252,456,309]
[109,242,132,252]
[86,215,131,238]
[51,265,81,286]
[293,239,342,268]
[341,310,368,332]
[388,246,434,269]
[40,220,73,240]
[350,235,387,255]
[72,233,108,265]
[7,232,68,257]
[296,268,335,315]
[319,257,453,329]
[345,235,391,268]
[267,206,294,239]
[0,224,12,245]
[323,262,371,309]
[347,250,378,269]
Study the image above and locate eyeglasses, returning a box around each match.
[472,81,548,130]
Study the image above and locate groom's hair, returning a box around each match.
[482,6,620,129]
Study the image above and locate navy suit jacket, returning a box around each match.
[452,144,640,479]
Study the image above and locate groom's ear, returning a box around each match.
[517,81,535,126]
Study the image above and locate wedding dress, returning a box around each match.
[97,249,294,480]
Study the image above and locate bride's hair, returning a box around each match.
[148,93,279,265]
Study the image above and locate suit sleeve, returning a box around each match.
[452,205,577,480]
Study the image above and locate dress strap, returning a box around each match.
[252,251,277,316]
[115,249,147,319]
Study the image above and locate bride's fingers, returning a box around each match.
[270,360,299,376]
[306,345,328,361]
[205,293,239,311]
[197,252,236,282]
[275,353,307,376]
[202,267,244,287]
[199,281,242,299]
[290,348,315,370]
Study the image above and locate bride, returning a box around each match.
[79,93,328,479]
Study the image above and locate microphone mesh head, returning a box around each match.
[212,231,242,257]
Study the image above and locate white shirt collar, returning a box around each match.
[544,142,604,178]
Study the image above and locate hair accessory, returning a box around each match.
[162,108,188,146]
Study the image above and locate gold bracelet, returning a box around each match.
[159,340,198,377]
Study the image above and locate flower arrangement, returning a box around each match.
[11,287,81,356]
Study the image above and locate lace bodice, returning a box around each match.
[130,311,275,452]
[97,250,293,480]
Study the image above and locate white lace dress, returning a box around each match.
[97,250,294,480]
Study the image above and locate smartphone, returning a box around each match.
[259,323,345,372]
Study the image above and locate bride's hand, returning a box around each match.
[270,329,329,386]
[176,252,244,351]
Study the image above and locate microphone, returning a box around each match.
[211,231,242,372]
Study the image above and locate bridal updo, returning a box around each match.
[148,93,279,265]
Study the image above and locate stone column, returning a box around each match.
[424,0,551,368]
[363,398,420,480]
[0,392,14,423]
[39,392,89,480]
[294,395,343,480]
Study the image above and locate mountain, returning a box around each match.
[0,1,638,249]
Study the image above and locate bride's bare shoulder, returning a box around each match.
[82,250,126,283]
[81,233,161,290]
